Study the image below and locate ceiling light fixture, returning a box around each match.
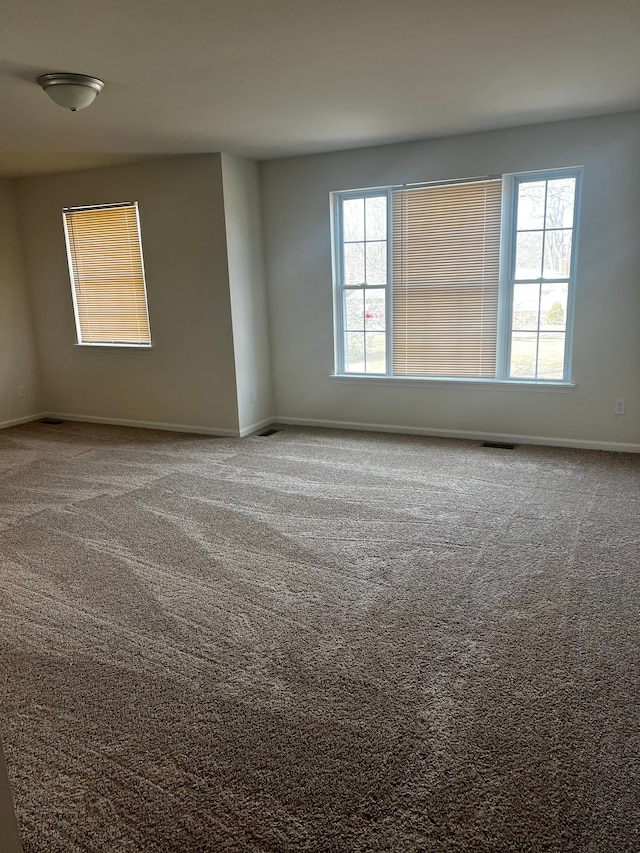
[37,73,104,111]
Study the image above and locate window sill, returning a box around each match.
[330,374,576,392]
[73,343,153,351]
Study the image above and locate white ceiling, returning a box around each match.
[1,0,639,177]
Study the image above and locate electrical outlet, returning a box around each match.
[18,385,26,398]
[614,399,625,415]
[250,390,256,404]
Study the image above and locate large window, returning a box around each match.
[332,169,581,383]
[63,202,151,347]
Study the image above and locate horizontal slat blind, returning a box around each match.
[64,203,151,345]
[392,179,502,377]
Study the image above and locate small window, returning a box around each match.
[63,202,151,346]
[508,175,578,380]
[339,193,389,374]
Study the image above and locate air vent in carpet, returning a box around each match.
[258,429,280,437]
[39,418,65,425]
[482,441,516,450]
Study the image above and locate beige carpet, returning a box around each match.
[0,420,638,852]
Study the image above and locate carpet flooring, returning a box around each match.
[0,420,638,852]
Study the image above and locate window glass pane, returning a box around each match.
[510,332,538,377]
[345,332,364,373]
[343,198,364,241]
[515,231,543,279]
[344,242,365,285]
[365,332,386,374]
[345,289,364,330]
[512,282,539,330]
[543,230,572,278]
[540,283,568,331]
[537,332,565,379]
[365,241,387,285]
[365,289,385,331]
[517,181,546,230]
[546,178,576,229]
[365,196,387,241]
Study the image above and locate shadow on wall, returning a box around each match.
[0,737,22,853]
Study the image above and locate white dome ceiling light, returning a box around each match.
[37,73,104,111]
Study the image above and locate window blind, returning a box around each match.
[391,179,502,377]
[63,203,151,345]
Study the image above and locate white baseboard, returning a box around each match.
[7,411,636,454]
[239,417,276,438]
[0,412,48,430]
[44,412,240,438]
[276,415,640,454]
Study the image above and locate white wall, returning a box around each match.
[16,155,240,434]
[0,180,42,426]
[221,154,274,435]
[260,112,640,449]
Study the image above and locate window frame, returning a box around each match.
[498,167,582,383]
[63,201,152,349]
[331,167,582,386]
[331,187,392,376]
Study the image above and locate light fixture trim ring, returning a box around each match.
[37,73,105,95]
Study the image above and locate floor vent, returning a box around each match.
[482,441,516,450]
[258,429,280,437]
[39,418,65,425]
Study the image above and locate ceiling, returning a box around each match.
[1,0,639,177]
